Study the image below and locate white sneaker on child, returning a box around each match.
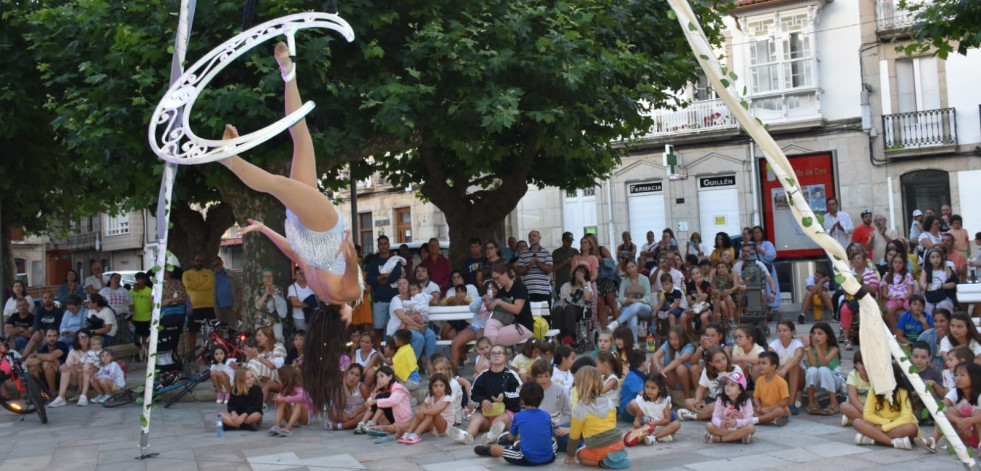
[77,395,89,407]
[643,435,657,445]
[216,393,223,404]
[482,421,506,445]
[49,396,67,408]
[606,321,619,332]
[659,434,673,443]
[892,437,912,450]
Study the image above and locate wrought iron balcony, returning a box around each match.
[876,0,927,35]
[883,107,956,150]
[66,231,98,250]
[641,98,739,139]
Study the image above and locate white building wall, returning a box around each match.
[945,49,981,145]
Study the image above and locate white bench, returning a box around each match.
[383,301,559,346]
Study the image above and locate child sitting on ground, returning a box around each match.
[222,369,263,431]
[679,346,742,421]
[356,366,413,442]
[852,362,918,450]
[269,365,313,437]
[916,350,978,452]
[90,349,125,404]
[325,363,370,430]
[552,345,576,397]
[396,373,455,444]
[654,274,684,328]
[618,349,648,421]
[532,359,572,451]
[911,340,946,398]
[705,372,755,444]
[390,329,420,391]
[210,346,237,405]
[431,355,472,424]
[840,350,871,427]
[595,351,621,408]
[624,372,680,446]
[753,351,790,426]
[473,381,557,465]
[651,326,694,399]
[592,330,615,361]
[567,366,628,468]
[612,326,635,380]
[804,322,842,416]
[511,339,542,383]
[354,330,381,388]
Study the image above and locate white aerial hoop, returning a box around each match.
[148,12,355,165]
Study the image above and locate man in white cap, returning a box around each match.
[909,209,924,249]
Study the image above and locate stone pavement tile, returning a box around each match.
[801,441,870,457]
[411,452,457,465]
[422,458,493,471]
[684,453,793,471]
[791,455,880,471]
[0,456,50,471]
[693,440,789,459]
[860,460,966,471]
[48,445,99,471]
[858,447,940,465]
[246,451,301,471]
[764,446,824,463]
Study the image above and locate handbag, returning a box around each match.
[490,307,515,325]
[924,289,947,304]
[690,301,710,315]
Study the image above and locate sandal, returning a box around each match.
[806,404,820,415]
[823,405,839,416]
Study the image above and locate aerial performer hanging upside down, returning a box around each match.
[219,42,362,412]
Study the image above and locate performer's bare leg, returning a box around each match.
[275,41,317,190]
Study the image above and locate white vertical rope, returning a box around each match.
[665,1,974,467]
[139,0,194,456]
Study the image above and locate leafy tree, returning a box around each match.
[9,0,730,279]
[898,0,981,59]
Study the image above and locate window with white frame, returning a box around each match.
[746,11,815,95]
[105,212,130,236]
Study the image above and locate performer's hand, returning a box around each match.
[223,124,239,140]
[337,229,357,262]
[340,303,352,326]
[240,219,266,235]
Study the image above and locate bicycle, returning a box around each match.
[102,367,211,409]
[183,320,249,375]
[0,337,48,424]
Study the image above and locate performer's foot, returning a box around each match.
[274,41,294,81]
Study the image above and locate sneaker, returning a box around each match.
[606,321,619,332]
[915,436,937,453]
[222,393,230,404]
[677,408,697,421]
[447,426,472,444]
[660,434,673,443]
[262,403,268,413]
[268,426,282,436]
[798,313,806,324]
[892,436,912,450]
[354,422,367,434]
[483,420,506,445]
[49,396,67,408]
[643,435,657,445]
[855,433,876,446]
[216,393,223,404]
[278,429,293,438]
[841,415,851,427]
[742,433,753,444]
[789,405,799,416]
[473,445,492,456]
[77,395,89,406]
[774,415,788,427]
[844,341,853,351]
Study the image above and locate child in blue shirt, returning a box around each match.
[893,295,932,344]
[473,381,557,465]
[619,348,649,421]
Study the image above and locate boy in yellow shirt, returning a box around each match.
[753,351,790,426]
[391,329,420,390]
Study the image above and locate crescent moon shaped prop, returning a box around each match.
[148,12,355,165]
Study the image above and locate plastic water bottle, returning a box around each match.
[216,414,224,438]
[646,332,656,353]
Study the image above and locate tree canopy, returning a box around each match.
[3,0,731,267]
[898,0,981,59]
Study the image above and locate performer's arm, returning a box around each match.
[240,219,300,265]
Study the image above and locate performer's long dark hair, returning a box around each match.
[302,302,347,412]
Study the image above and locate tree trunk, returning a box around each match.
[217,166,293,334]
[0,216,12,296]
[417,147,531,267]
[167,200,236,268]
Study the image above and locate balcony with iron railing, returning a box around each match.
[876,0,926,37]
[638,98,740,143]
[883,107,957,157]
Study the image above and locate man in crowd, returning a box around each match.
[366,235,403,346]
[823,197,853,248]
[182,253,215,349]
[942,233,968,281]
[25,291,63,355]
[84,261,106,296]
[461,237,486,287]
[940,204,952,232]
[421,238,452,292]
[24,328,68,397]
[851,210,875,256]
[212,256,240,325]
[287,266,315,331]
[871,214,897,264]
[5,298,34,352]
[130,272,154,360]
[502,236,518,262]
[551,232,579,299]
[515,230,553,305]
[798,266,832,324]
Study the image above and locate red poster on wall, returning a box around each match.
[758,152,836,260]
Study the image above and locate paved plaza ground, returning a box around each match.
[0,312,972,471]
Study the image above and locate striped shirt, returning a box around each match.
[517,247,553,296]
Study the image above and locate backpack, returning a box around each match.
[532,315,549,341]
